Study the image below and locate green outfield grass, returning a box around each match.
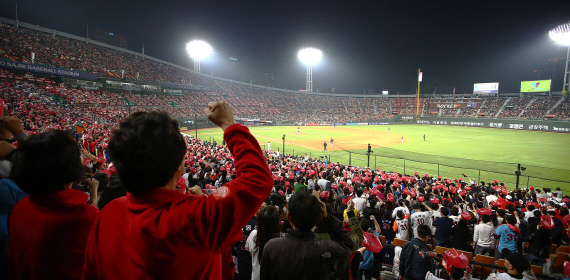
[191,125,570,193]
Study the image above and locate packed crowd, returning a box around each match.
[3,22,570,122]
[1,100,569,280]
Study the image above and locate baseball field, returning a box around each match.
[188,124,570,193]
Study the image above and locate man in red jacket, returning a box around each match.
[83,102,273,279]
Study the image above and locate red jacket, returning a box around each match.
[83,124,272,279]
[9,188,99,280]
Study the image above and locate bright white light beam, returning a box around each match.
[549,22,570,46]
[298,48,322,66]
[186,40,213,60]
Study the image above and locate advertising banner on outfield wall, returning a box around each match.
[306,123,320,126]
[428,102,480,109]
[417,117,570,133]
[0,59,98,80]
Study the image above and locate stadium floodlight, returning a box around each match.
[549,22,570,92]
[186,40,212,73]
[298,48,322,92]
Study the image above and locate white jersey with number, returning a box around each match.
[430,211,442,235]
[396,218,410,241]
[410,211,432,238]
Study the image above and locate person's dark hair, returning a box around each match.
[360,218,371,232]
[505,215,517,225]
[417,224,431,239]
[108,111,186,194]
[533,210,541,218]
[490,213,499,227]
[497,209,506,217]
[451,207,459,216]
[505,204,515,213]
[356,189,363,197]
[98,177,127,210]
[343,187,350,195]
[93,172,110,193]
[482,215,491,223]
[527,205,535,211]
[397,210,404,219]
[440,207,449,216]
[288,192,321,231]
[255,206,281,262]
[11,130,83,196]
[451,266,465,280]
[413,204,421,210]
[368,197,377,208]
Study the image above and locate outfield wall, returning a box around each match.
[416,116,570,133]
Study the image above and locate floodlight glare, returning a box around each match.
[549,22,570,46]
[298,48,322,66]
[549,22,570,92]
[186,40,212,60]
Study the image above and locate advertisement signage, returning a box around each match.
[0,59,98,80]
[520,80,551,92]
[473,82,499,94]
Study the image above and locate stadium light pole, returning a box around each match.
[549,22,570,93]
[298,48,322,92]
[186,40,212,73]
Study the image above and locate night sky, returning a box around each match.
[1,0,569,95]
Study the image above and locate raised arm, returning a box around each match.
[184,102,273,252]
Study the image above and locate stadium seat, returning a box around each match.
[378,235,386,244]
[530,265,542,278]
[473,255,494,277]
[496,259,506,273]
[434,246,448,256]
[557,245,569,254]
[550,252,569,273]
[393,238,406,247]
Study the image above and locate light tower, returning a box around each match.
[186,40,212,73]
[298,48,322,92]
[549,22,570,93]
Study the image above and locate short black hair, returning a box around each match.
[417,224,431,238]
[356,189,363,197]
[11,130,83,196]
[482,215,491,223]
[505,215,517,225]
[109,111,186,194]
[288,192,321,231]
[440,207,449,216]
[360,218,371,232]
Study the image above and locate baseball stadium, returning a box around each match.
[1,2,570,280]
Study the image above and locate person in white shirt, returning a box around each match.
[392,200,410,219]
[245,205,281,280]
[486,189,498,206]
[395,210,410,241]
[352,189,366,214]
[472,214,494,257]
[410,202,434,238]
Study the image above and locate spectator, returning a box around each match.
[488,250,531,280]
[473,214,494,257]
[399,224,435,280]
[433,207,454,247]
[260,192,354,280]
[83,103,273,279]
[246,205,281,280]
[8,130,99,280]
[493,215,520,261]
